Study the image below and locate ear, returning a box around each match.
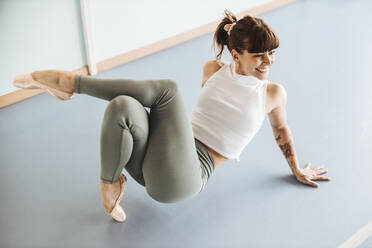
[231,49,239,62]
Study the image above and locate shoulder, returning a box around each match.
[203,60,225,74]
[202,60,226,87]
[267,82,287,111]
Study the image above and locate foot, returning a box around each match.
[13,70,76,100]
[100,174,127,222]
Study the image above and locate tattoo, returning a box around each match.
[274,128,300,174]
[279,143,295,158]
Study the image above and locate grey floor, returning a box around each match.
[1,0,372,247]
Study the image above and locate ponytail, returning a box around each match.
[213,9,237,60]
[212,9,279,60]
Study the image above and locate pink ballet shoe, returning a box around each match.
[46,89,70,100]
[109,174,127,222]
[13,73,73,100]
[110,204,126,222]
[13,74,40,89]
[101,173,127,222]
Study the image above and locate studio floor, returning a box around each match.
[1,0,371,247]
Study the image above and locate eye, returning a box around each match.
[269,50,276,55]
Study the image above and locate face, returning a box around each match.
[231,49,275,80]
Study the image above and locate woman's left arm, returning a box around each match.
[268,83,331,187]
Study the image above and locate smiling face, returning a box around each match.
[231,49,275,80]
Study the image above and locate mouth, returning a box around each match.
[256,67,269,73]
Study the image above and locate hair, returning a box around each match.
[213,9,280,60]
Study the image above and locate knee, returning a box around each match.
[110,95,136,106]
[164,79,178,94]
[103,96,142,124]
[106,95,138,114]
[159,79,179,100]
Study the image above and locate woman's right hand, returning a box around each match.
[294,163,331,187]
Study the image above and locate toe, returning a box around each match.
[110,205,126,222]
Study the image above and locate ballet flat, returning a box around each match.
[13,73,73,100]
[108,173,127,222]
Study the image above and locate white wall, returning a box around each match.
[0,0,274,96]
[0,0,85,96]
[90,0,275,61]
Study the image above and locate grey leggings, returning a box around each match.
[74,75,215,203]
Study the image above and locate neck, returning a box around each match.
[235,62,248,76]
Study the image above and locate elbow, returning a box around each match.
[273,125,291,136]
[273,125,290,132]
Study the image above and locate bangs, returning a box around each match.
[245,27,279,53]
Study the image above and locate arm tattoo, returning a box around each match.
[274,129,300,174]
[275,133,295,158]
[279,143,295,158]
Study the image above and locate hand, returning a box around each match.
[295,163,331,187]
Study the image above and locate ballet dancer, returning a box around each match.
[13,9,330,222]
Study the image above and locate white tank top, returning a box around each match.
[190,61,268,162]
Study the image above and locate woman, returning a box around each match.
[13,10,330,222]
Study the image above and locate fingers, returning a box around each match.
[315,166,328,175]
[314,176,331,181]
[306,179,319,187]
[314,165,328,176]
[307,164,329,176]
[298,175,319,187]
[317,170,328,175]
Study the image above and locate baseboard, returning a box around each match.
[0,0,296,109]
